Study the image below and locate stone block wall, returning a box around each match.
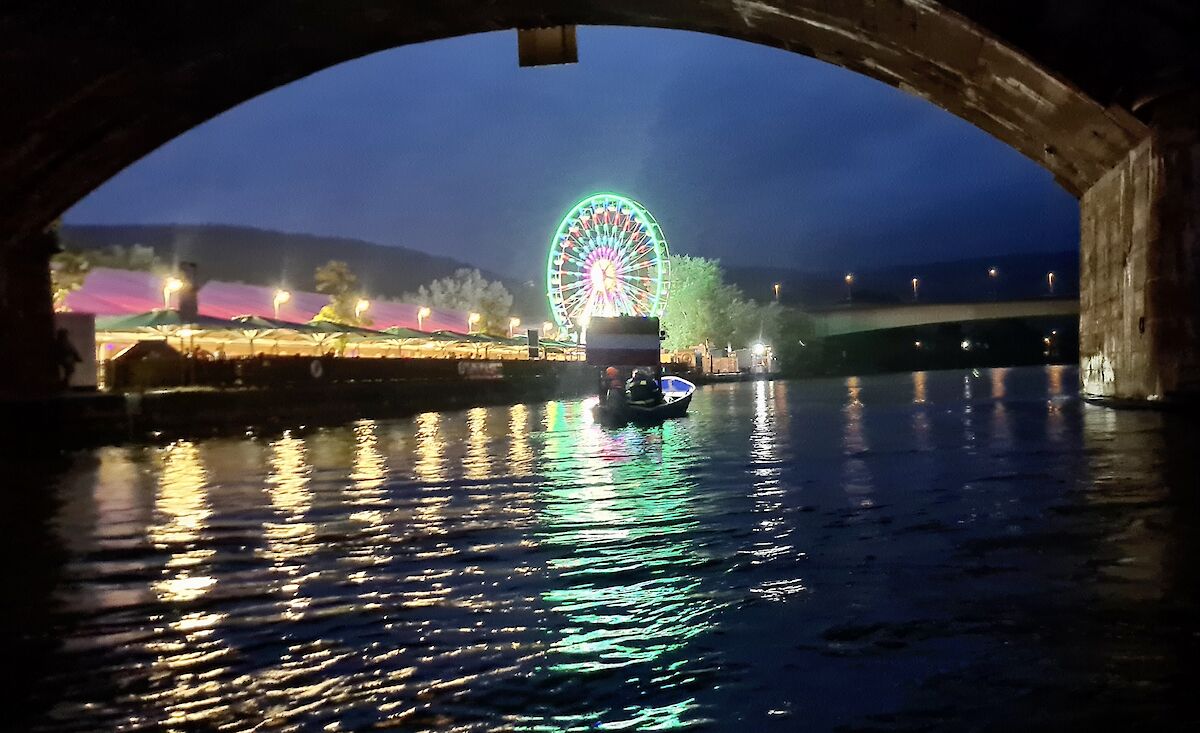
[1080,94,1200,402]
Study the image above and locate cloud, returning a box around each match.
[65,27,1077,277]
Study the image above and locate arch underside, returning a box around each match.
[0,0,1162,247]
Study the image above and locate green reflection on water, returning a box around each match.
[523,403,720,731]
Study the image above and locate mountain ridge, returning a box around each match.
[61,223,1079,314]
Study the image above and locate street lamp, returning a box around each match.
[1047,271,1056,295]
[417,306,431,331]
[355,299,370,320]
[912,277,920,302]
[988,267,999,300]
[162,276,183,309]
[844,273,854,302]
[467,312,481,333]
[272,289,290,319]
[914,340,922,348]
[773,283,781,302]
[509,317,521,338]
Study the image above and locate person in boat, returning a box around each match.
[625,368,664,407]
[600,366,624,399]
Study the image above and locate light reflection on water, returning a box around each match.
[19,366,1200,731]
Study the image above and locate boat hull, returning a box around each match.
[593,391,693,426]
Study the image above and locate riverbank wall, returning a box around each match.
[2,363,596,448]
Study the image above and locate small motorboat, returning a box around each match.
[593,375,696,426]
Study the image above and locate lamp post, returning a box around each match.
[417,306,431,331]
[162,276,183,309]
[355,299,369,321]
[988,267,998,300]
[272,289,290,319]
[773,282,781,302]
[844,273,854,302]
[467,312,481,333]
[912,277,920,302]
[509,317,521,338]
[1047,271,1056,295]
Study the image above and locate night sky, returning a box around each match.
[65,27,1079,280]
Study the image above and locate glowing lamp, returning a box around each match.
[272,289,291,319]
[162,276,184,309]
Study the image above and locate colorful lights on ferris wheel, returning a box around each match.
[545,193,670,330]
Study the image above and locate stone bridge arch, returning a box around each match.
[1,1,1196,402]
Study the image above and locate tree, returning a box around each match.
[662,255,796,355]
[84,243,160,271]
[50,250,91,312]
[312,260,372,326]
[47,222,91,312]
[404,268,513,335]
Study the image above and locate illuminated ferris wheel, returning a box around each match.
[546,193,671,330]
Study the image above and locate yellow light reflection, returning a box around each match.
[842,376,874,507]
[1048,363,1065,397]
[142,441,233,728]
[912,370,927,404]
[508,403,533,476]
[413,412,444,483]
[149,440,214,603]
[264,431,315,619]
[347,420,390,582]
[464,407,491,480]
[990,367,1008,399]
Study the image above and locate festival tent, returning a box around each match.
[67,267,468,331]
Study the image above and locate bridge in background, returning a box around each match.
[810,299,1080,338]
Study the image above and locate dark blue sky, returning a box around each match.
[65,27,1079,279]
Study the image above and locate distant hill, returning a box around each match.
[60,224,549,317]
[61,223,1079,316]
[724,251,1079,308]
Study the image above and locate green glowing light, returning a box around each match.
[545,193,671,328]
[520,410,718,732]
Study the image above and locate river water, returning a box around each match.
[5,366,1198,731]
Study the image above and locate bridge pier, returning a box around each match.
[1080,91,1200,403]
[0,229,58,399]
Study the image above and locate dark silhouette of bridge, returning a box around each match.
[810,299,1080,338]
[0,2,1196,403]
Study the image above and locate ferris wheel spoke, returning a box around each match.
[558,278,589,291]
[560,289,592,313]
[559,251,591,268]
[617,281,656,306]
[620,247,658,269]
[620,278,657,301]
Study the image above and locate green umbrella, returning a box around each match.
[305,319,382,336]
[230,314,325,335]
[96,309,235,332]
[380,326,455,341]
[432,329,494,343]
